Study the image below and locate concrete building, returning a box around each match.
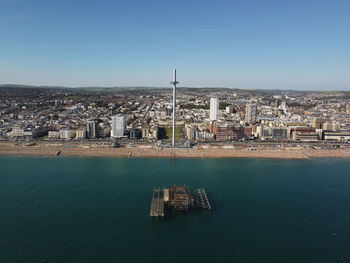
[149,110,167,118]
[209,97,219,122]
[322,122,340,131]
[86,120,97,139]
[59,129,76,139]
[129,128,142,139]
[210,123,243,141]
[225,105,234,114]
[291,128,319,141]
[98,127,111,138]
[242,126,253,139]
[324,131,350,141]
[10,126,25,137]
[75,129,86,140]
[111,114,126,138]
[197,130,214,141]
[271,127,290,140]
[185,125,196,140]
[245,103,257,124]
[280,100,287,111]
[48,131,60,139]
[8,126,33,138]
[142,126,151,139]
[311,118,326,129]
[293,131,319,142]
[260,125,272,140]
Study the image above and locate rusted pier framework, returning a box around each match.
[150,186,211,218]
[150,188,165,218]
[195,188,211,210]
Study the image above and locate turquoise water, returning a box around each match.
[1,157,350,263]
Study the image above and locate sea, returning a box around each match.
[1,156,350,263]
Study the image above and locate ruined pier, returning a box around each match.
[195,188,211,210]
[150,188,165,218]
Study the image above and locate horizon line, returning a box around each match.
[0,83,349,92]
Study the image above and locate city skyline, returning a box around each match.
[2,1,350,262]
[1,0,350,90]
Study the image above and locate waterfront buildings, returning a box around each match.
[75,129,86,140]
[111,114,126,138]
[59,129,76,140]
[86,120,97,139]
[48,131,60,139]
[214,125,243,141]
[324,131,350,141]
[1,85,350,144]
[10,126,25,137]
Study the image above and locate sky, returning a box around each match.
[0,0,350,90]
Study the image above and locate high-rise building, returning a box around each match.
[245,103,257,124]
[275,99,280,107]
[75,129,86,140]
[225,105,234,114]
[210,97,219,121]
[311,118,325,129]
[280,100,287,111]
[111,114,126,138]
[59,129,76,139]
[86,120,97,139]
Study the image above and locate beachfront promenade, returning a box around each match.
[1,142,350,159]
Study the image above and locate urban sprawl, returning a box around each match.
[1,85,350,151]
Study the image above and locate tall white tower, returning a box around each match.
[111,114,126,138]
[245,103,257,124]
[210,97,219,121]
[170,69,179,146]
[86,120,97,139]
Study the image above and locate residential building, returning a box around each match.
[209,97,219,122]
[86,120,98,139]
[111,114,126,138]
[245,103,257,124]
[60,129,76,139]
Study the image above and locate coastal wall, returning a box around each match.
[1,143,350,159]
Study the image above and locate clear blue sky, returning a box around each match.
[0,0,350,90]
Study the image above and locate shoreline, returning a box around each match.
[1,143,350,159]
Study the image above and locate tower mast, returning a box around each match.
[170,69,179,146]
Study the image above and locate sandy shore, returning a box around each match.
[1,143,350,159]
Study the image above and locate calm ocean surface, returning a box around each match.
[1,156,350,263]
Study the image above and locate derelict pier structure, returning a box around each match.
[150,185,211,218]
[150,188,165,217]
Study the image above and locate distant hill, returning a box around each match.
[0,84,348,95]
[0,84,70,90]
[0,84,165,92]
[74,86,166,92]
